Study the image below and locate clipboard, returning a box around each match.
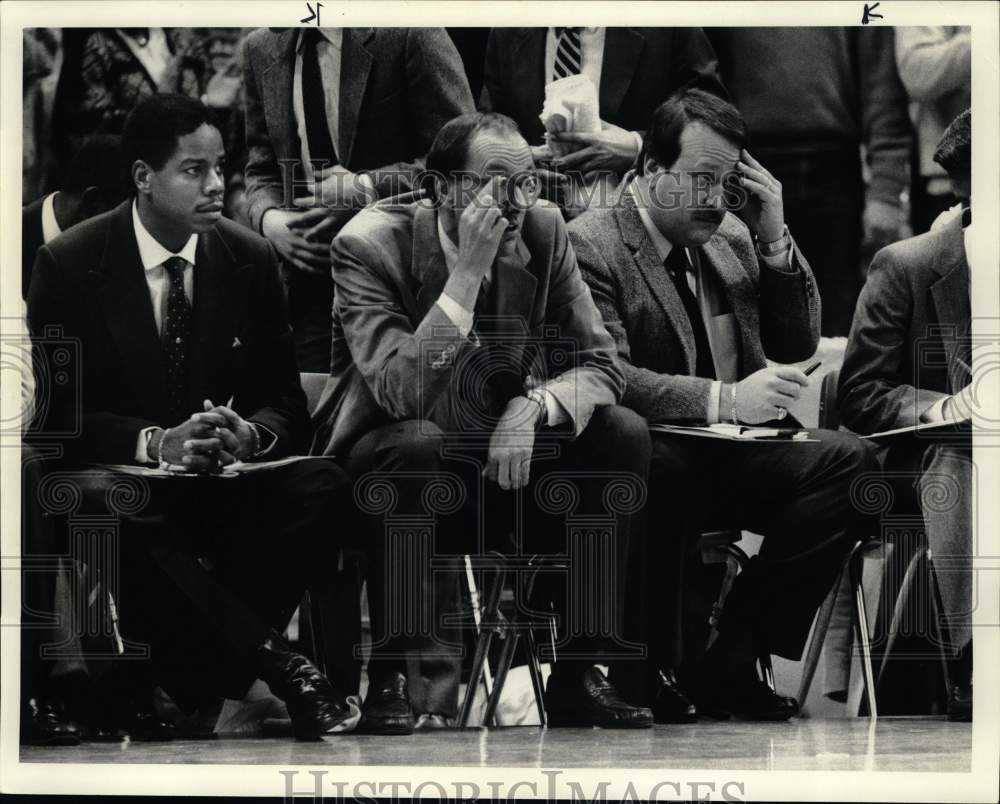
[648,423,818,442]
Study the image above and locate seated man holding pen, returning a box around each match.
[569,89,877,721]
[838,109,974,721]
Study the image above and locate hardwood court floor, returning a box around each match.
[21,718,971,772]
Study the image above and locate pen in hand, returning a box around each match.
[803,360,822,377]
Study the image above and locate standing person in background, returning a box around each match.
[708,27,912,336]
[242,27,474,371]
[480,27,726,215]
[895,27,971,234]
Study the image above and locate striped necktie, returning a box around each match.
[553,27,582,80]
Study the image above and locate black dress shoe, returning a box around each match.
[652,669,698,724]
[257,630,357,740]
[694,665,797,722]
[123,706,177,742]
[947,683,972,722]
[356,672,415,735]
[545,667,654,729]
[21,698,80,746]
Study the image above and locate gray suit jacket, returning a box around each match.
[568,179,820,423]
[311,196,623,457]
[838,217,970,434]
[242,28,474,231]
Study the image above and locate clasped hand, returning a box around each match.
[158,399,255,473]
[485,396,540,491]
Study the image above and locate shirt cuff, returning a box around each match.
[135,426,161,464]
[248,422,278,458]
[920,397,950,424]
[706,380,723,424]
[357,172,377,205]
[630,131,643,161]
[436,294,476,339]
[540,389,569,427]
[758,246,795,273]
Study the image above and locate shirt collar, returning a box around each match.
[296,28,343,52]
[628,181,686,266]
[132,200,198,272]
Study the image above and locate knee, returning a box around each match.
[823,431,879,478]
[379,420,446,470]
[590,405,651,465]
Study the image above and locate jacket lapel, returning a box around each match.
[188,227,250,411]
[599,29,644,120]
[491,238,537,370]
[930,220,972,393]
[339,28,375,167]
[615,189,696,374]
[260,29,299,162]
[90,202,168,419]
[412,204,451,317]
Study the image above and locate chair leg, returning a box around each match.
[457,565,505,728]
[849,548,878,719]
[482,628,520,727]
[796,567,844,706]
[524,626,547,727]
[707,551,743,651]
[927,559,952,695]
[875,547,925,687]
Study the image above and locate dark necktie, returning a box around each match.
[301,29,338,167]
[665,247,716,380]
[553,27,582,79]
[162,256,192,422]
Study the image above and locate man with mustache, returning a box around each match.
[313,112,653,732]
[569,89,876,721]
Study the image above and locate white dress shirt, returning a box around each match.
[293,28,343,182]
[41,192,61,244]
[132,200,196,336]
[435,218,567,426]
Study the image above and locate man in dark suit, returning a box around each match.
[313,112,654,733]
[242,27,475,370]
[27,94,355,741]
[480,27,725,203]
[569,89,876,721]
[838,109,973,721]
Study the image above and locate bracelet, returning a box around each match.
[758,226,791,257]
[150,427,169,464]
[526,391,547,429]
[730,383,739,425]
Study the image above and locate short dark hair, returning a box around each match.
[425,112,522,177]
[638,89,748,175]
[933,108,971,178]
[122,93,218,189]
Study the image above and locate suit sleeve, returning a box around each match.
[667,28,728,100]
[236,242,311,457]
[856,27,912,206]
[242,39,286,233]
[26,245,159,463]
[363,28,475,197]
[750,231,822,362]
[837,248,947,434]
[331,230,475,422]
[570,225,714,423]
[537,212,622,436]
[478,29,504,112]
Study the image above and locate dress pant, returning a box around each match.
[99,459,348,712]
[345,406,651,716]
[645,427,876,677]
[753,145,864,337]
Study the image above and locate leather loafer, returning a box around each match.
[257,630,357,740]
[694,664,797,722]
[652,669,698,724]
[21,698,80,746]
[124,707,177,742]
[947,683,972,722]
[545,667,653,729]
[356,672,415,735]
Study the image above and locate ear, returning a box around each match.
[131,160,154,196]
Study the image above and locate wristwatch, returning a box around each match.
[757,225,791,257]
[526,389,548,429]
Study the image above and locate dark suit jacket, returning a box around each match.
[311,195,623,457]
[242,27,474,231]
[568,179,820,423]
[838,218,970,434]
[27,200,308,464]
[480,27,726,144]
[21,195,46,300]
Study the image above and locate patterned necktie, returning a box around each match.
[301,28,338,167]
[665,248,716,380]
[162,256,192,422]
[553,27,582,80]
